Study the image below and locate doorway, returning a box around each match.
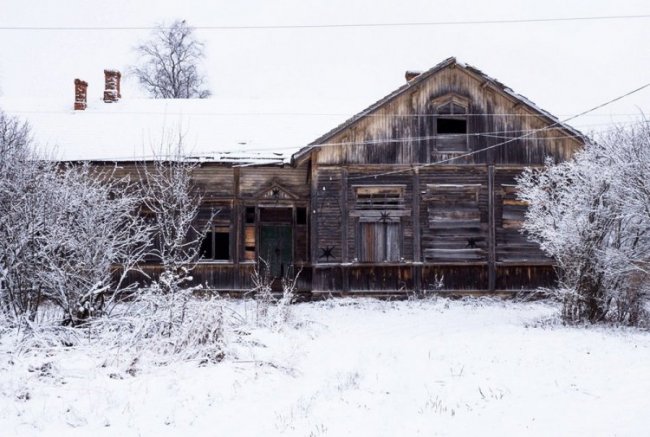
[258,207,294,285]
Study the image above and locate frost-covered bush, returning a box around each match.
[250,259,299,330]
[107,288,227,365]
[517,122,650,325]
[0,110,151,326]
[137,149,214,296]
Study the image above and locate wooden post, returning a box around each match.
[233,167,241,289]
[341,168,350,292]
[412,167,421,294]
[488,165,496,292]
[309,151,320,290]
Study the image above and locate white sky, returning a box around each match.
[0,0,649,146]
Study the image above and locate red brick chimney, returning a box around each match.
[74,79,88,110]
[405,70,422,82]
[103,69,121,103]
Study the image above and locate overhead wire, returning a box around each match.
[1,14,650,31]
[5,109,646,118]
[62,118,650,162]
[345,82,650,180]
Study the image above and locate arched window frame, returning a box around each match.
[430,94,470,154]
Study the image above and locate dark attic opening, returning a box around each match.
[437,118,467,134]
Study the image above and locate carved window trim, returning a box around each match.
[430,94,470,154]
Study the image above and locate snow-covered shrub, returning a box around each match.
[517,122,650,325]
[249,259,300,330]
[120,288,226,364]
[137,143,215,296]
[0,110,151,326]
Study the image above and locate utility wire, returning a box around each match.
[1,14,650,31]
[346,82,650,180]
[5,109,646,118]
[59,119,650,162]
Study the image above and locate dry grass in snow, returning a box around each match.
[1,298,649,436]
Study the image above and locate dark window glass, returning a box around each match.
[213,232,230,260]
[245,206,256,224]
[296,207,307,225]
[201,228,230,260]
[201,232,214,259]
[437,118,467,134]
[260,207,292,223]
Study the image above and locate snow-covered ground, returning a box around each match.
[1,298,649,436]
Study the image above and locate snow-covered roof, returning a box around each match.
[0,95,364,164]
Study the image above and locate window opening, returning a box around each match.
[437,118,467,134]
[296,207,307,225]
[201,226,230,260]
[355,186,404,210]
[245,206,256,224]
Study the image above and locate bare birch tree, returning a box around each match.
[131,20,211,99]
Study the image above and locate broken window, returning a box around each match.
[434,98,469,153]
[201,226,230,261]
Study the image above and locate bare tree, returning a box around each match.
[131,20,211,99]
[0,109,153,326]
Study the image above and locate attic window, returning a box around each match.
[435,98,468,153]
[437,118,467,134]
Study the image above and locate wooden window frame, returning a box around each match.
[431,94,470,154]
[352,185,406,263]
[200,225,231,262]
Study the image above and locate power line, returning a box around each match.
[1,14,650,31]
[5,109,646,118]
[56,119,649,162]
[346,82,650,180]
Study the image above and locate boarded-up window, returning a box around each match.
[497,184,546,262]
[354,185,404,262]
[501,185,529,229]
[359,221,401,262]
[423,184,485,262]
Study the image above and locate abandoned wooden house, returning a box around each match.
[12,57,587,295]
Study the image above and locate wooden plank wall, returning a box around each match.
[316,67,582,167]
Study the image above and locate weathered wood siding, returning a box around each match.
[100,61,584,295]
[315,66,582,166]
[309,63,583,293]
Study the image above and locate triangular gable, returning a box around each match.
[292,57,586,164]
[252,180,300,201]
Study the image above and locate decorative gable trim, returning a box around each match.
[252,180,300,201]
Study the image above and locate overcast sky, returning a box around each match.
[1,0,649,135]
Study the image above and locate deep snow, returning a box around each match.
[1,298,649,436]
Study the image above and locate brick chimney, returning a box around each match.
[103,69,121,103]
[74,79,88,110]
[405,70,422,82]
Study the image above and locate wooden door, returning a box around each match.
[260,225,293,278]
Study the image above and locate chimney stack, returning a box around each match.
[405,70,422,82]
[74,79,88,110]
[103,69,121,103]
